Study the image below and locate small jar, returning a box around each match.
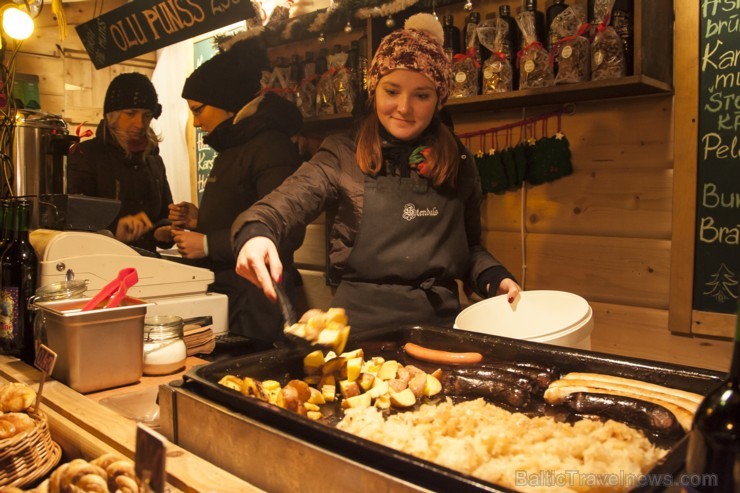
[143,315,187,376]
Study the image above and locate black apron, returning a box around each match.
[332,171,470,330]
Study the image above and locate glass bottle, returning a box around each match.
[499,4,520,90]
[315,48,329,77]
[521,0,546,48]
[0,199,8,255]
[0,198,38,365]
[442,14,461,60]
[610,0,634,75]
[684,304,740,492]
[289,54,303,88]
[546,0,568,51]
[143,315,187,376]
[356,30,369,106]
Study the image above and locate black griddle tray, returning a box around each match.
[183,325,724,493]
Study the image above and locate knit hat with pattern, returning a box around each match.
[104,72,162,118]
[367,13,451,103]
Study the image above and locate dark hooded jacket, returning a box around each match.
[187,92,305,341]
[67,121,173,253]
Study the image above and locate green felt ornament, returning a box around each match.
[501,147,517,190]
[476,152,508,194]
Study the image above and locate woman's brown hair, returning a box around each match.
[355,98,460,189]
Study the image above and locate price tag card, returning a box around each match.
[31,344,57,413]
[34,344,57,375]
[135,424,167,493]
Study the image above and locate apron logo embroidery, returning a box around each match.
[402,203,439,221]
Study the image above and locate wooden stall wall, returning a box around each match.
[10,1,156,133]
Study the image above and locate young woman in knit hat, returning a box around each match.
[67,72,175,253]
[232,14,521,330]
[170,36,305,343]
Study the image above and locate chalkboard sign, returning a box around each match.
[76,0,254,69]
[692,1,740,314]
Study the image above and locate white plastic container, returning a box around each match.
[454,290,594,350]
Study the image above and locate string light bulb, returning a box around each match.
[344,20,352,33]
[2,5,34,41]
[318,32,326,42]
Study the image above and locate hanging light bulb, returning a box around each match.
[344,20,352,33]
[2,6,34,41]
[385,16,395,28]
[318,32,326,42]
[463,0,473,11]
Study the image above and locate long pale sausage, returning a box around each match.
[403,342,483,365]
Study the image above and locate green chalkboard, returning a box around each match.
[692,1,740,314]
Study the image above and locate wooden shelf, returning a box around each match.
[298,75,673,133]
[444,75,673,114]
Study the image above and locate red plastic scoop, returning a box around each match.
[81,268,139,311]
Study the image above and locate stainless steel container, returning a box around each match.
[11,110,74,227]
[33,296,152,393]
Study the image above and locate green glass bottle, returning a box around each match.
[0,198,38,364]
[684,303,740,492]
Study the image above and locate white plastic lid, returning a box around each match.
[455,290,592,341]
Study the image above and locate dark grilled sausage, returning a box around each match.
[479,362,558,393]
[563,392,685,441]
[443,374,531,408]
[450,367,534,393]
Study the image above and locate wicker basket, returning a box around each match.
[0,410,62,488]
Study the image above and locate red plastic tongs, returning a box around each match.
[81,268,139,311]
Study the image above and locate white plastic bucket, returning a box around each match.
[454,290,594,350]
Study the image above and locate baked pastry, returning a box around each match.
[91,453,140,493]
[49,458,108,493]
[0,383,37,412]
[0,412,35,439]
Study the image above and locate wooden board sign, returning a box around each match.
[692,1,740,316]
[76,0,255,69]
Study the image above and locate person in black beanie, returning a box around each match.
[67,72,174,253]
[168,35,305,343]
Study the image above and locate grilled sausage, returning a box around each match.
[479,362,558,392]
[403,342,483,365]
[450,367,534,393]
[443,374,530,408]
[563,392,685,441]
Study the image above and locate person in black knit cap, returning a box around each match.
[168,34,305,343]
[67,72,174,253]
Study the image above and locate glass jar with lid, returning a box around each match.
[143,315,186,376]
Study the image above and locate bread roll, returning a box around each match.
[0,383,37,412]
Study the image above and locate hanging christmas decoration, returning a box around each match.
[356,0,421,20]
[464,0,473,11]
[344,20,353,32]
[385,16,395,27]
[319,32,326,42]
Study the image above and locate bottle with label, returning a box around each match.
[521,0,546,48]
[499,4,520,90]
[0,198,38,365]
[610,0,634,75]
[684,303,740,493]
[442,14,461,61]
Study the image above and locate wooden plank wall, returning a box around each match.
[10,1,155,133]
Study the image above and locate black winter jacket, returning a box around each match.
[67,121,174,253]
[190,93,305,341]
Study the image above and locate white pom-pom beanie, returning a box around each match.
[367,13,452,103]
